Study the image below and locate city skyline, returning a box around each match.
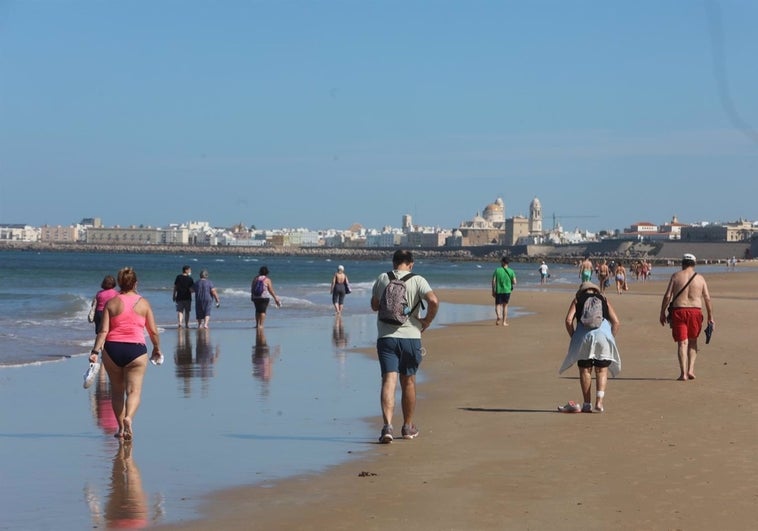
[1,2,757,233]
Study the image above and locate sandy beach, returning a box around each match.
[155,268,758,531]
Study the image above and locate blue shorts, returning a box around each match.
[377,337,422,376]
[495,293,511,305]
[104,341,147,368]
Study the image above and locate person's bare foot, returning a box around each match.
[114,430,123,439]
[677,375,688,381]
[123,417,133,441]
[687,373,696,380]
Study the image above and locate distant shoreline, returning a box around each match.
[1,240,754,265]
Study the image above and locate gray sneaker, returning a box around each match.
[401,424,419,439]
[379,425,393,444]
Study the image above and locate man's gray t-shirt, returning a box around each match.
[372,270,433,339]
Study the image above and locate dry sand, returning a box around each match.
[157,270,758,531]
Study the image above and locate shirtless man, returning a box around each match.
[659,253,714,381]
[579,256,594,283]
[597,259,610,293]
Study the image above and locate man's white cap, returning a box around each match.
[683,253,696,262]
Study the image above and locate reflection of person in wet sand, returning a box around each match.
[85,442,164,529]
[174,328,193,395]
[332,315,348,349]
[195,328,220,380]
[90,365,118,435]
[252,328,272,382]
[105,442,149,528]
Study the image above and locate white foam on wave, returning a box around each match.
[219,287,250,298]
[278,296,318,308]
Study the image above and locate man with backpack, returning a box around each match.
[370,249,439,444]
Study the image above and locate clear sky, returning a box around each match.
[1,1,756,233]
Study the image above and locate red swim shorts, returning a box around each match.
[670,307,703,342]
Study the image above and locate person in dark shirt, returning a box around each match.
[172,265,194,328]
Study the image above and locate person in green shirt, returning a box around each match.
[492,256,517,326]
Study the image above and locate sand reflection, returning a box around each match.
[90,365,119,437]
[252,328,280,394]
[85,442,164,529]
[174,327,220,397]
[332,316,350,381]
[332,315,349,350]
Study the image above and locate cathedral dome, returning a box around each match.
[483,198,505,223]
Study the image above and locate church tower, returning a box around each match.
[529,197,542,234]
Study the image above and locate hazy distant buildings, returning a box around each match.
[2,199,755,249]
[87,225,189,245]
[456,196,545,246]
[681,219,757,242]
[528,197,543,234]
[457,197,506,245]
[40,225,79,243]
[0,224,37,242]
[504,215,530,246]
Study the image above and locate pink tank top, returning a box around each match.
[95,288,118,311]
[106,294,146,344]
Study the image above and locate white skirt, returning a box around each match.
[559,319,621,377]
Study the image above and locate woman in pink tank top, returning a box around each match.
[90,267,161,441]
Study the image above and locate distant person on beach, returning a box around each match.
[330,264,350,315]
[90,267,162,441]
[194,269,220,329]
[90,275,118,334]
[659,253,714,381]
[251,266,282,329]
[491,256,516,326]
[579,256,594,282]
[371,249,439,443]
[538,261,549,285]
[614,261,628,294]
[597,259,610,293]
[172,265,194,328]
[559,281,621,413]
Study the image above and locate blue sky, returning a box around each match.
[1,1,756,233]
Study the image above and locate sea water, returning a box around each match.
[0,250,586,367]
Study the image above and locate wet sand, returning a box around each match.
[157,269,758,531]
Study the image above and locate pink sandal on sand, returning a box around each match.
[557,400,582,413]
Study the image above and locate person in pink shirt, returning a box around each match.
[90,267,161,441]
[90,275,118,334]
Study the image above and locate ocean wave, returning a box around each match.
[278,296,319,308]
[0,356,73,370]
[219,287,250,298]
